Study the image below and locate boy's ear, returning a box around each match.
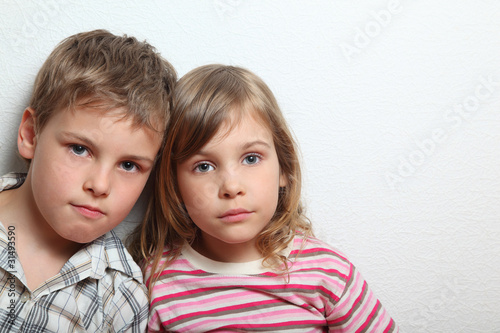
[18,107,37,159]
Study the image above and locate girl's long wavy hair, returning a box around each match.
[128,64,312,293]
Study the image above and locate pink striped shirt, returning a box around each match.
[146,236,398,332]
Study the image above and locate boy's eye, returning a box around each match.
[194,163,214,173]
[70,144,89,156]
[121,161,138,172]
[243,154,261,165]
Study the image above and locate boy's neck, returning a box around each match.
[0,179,83,291]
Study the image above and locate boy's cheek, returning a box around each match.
[115,177,149,203]
[45,158,82,183]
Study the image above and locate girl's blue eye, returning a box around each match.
[195,163,214,173]
[243,154,260,165]
[121,161,138,172]
[70,145,88,156]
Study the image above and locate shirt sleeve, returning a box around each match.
[326,263,399,332]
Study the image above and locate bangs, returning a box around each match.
[172,100,265,164]
[171,67,273,164]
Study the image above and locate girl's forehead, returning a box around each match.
[214,110,272,140]
[175,107,274,162]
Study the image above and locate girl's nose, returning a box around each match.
[219,172,245,199]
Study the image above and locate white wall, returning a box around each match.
[1,1,499,331]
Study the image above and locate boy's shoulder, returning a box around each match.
[0,230,148,332]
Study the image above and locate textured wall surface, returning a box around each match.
[1,1,499,331]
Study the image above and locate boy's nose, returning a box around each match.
[84,167,111,197]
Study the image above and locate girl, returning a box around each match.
[130,64,399,332]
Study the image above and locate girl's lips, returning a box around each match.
[72,204,105,219]
[219,209,253,223]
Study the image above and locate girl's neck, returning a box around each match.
[192,236,263,263]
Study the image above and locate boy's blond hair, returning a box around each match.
[29,29,176,141]
[130,65,313,292]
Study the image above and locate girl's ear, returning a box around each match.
[279,172,287,187]
[17,107,37,159]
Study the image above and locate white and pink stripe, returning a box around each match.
[146,235,398,332]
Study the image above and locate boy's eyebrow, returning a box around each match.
[61,131,97,149]
[60,131,155,163]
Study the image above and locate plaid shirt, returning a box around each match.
[0,173,148,332]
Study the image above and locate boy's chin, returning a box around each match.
[57,229,109,245]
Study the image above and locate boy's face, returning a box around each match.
[21,106,162,243]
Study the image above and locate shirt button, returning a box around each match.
[20,291,30,303]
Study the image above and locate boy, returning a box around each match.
[0,29,177,332]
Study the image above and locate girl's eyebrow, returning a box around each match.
[241,140,272,150]
[196,140,272,156]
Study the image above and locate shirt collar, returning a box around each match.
[83,230,144,283]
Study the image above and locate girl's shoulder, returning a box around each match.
[292,233,345,252]
[290,234,353,269]
[144,244,177,265]
[143,245,179,279]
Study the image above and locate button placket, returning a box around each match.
[20,290,30,303]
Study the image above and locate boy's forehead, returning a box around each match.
[46,105,161,140]
[63,103,162,132]
[72,100,130,118]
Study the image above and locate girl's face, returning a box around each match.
[176,112,287,262]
